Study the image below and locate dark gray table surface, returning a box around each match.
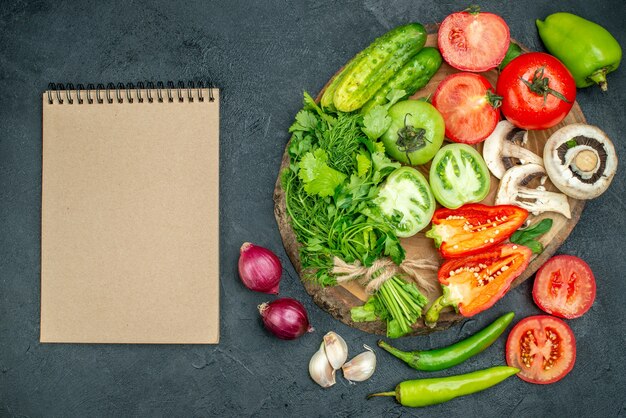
[1,0,625,416]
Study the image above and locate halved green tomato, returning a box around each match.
[429,144,490,209]
[374,167,435,237]
[381,100,445,166]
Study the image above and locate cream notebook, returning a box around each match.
[41,82,220,344]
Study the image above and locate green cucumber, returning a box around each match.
[361,47,442,113]
[323,23,427,113]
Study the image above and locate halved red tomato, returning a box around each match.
[437,10,510,72]
[432,73,502,144]
[425,243,533,326]
[533,255,596,319]
[506,315,576,384]
[426,204,528,258]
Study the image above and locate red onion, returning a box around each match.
[258,298,313,340]
[238,242,282,294]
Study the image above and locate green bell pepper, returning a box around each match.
[537,12,622,91]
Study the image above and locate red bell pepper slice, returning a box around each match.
[425,243,532,327]
[426,204,528,258]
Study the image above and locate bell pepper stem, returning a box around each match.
[589,69,608,91]
[424,294,453,328]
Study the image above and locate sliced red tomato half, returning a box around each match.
[432,73,502,144]
[438,243,532,316]
[533,255,596,319]
[427,204,528,258]
[506,315,576,384]
[438,10,510,72]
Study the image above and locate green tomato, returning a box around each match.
[429,144,490,209]
[374,167,435,237]
[382,100,445,166]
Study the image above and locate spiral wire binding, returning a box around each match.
[46,81,217,105]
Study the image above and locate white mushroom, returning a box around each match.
[483,120,543,179]
[496,163,571,219]
[543,124,618,200]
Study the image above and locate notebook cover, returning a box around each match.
[40,88,220,343]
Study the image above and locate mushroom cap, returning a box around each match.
[543,124,618,200]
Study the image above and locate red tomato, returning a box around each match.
[506,315,576,384]
[432,73,502,144]
[427,204,528,258]
[532,255,596,319]
[438,10,510,72]
[438,243,532,316]
[496,52,576,130]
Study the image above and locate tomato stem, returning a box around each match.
[486,89,503,109]
[520,67,570,105]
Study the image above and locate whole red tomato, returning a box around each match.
[496,52,576,130]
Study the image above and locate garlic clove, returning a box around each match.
[309,343,336,388]
[342,344,377,383]
[323,331,348,370]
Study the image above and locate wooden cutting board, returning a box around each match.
[273,27,586,335]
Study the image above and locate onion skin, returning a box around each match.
[238,242,282,294]
[258,298,313,340]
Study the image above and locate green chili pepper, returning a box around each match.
[368,366,519,407]
[378,312,514,371]
[537,12,622,91]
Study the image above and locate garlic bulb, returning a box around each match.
[323,331,348,370]
[309,343,336,388]
[342,345,376,383]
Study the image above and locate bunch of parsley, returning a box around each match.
[281,91,428,337]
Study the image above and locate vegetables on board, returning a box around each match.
[429,144,491,209]
[509,218,553,255]
[537,12,622,91]
[372,167,436,237]
[497,52,576,130]
[506,315,576,384]
[425,243,532,327]
[482,121,543,180]
[259,298,313,340]
[438,7,510,72]
[380,99,445,166]
[368,366,519,407]
[432,72,502,144]
[498,42,522,71]
[238,242,282,294]
[495,164,571,219]
[426,204,528,258]
[309,342,336,388]
[350,276,429,339]
[543,124,618,200]
[321,23,427,112]
[362,47,443,113]
[378,312,514,371]
[342,345,377,382]
[533,255,596,319]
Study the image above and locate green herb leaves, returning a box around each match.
[299,149,347,197]
[510,218,553,254]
